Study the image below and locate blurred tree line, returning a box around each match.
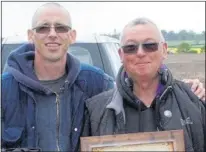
[161,30,205,43]
[102,29,205,44]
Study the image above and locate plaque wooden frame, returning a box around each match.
[80,130,185,151]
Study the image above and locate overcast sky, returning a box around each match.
[2,1,205,38]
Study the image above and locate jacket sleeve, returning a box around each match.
[77,105,90,152]
[201,101,206,151]
[177,80,206,151]
[81,105,91,137]
[1,74,25,149]
[1,105,5,148]
[102,73,115,92]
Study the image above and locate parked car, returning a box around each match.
[1,34,122,78]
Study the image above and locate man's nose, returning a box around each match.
[48,27,57,37]
[136,44,146,57]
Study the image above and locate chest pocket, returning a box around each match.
[2,127,24,148]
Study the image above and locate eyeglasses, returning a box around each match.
[121,42,161,54]
[32,25,71,34]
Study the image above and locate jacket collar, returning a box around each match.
[106,85,126,124]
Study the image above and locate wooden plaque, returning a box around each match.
[80,130,185,151]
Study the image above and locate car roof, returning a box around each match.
[3,34,120,44]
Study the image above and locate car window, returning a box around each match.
[103,42,122,76]
[69,46,93,65]
[1,43,24,72]
[70,42,104,72]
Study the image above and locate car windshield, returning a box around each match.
[2,43,23,53]
[1,43,24,72]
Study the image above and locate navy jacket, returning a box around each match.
[1,43,114,151]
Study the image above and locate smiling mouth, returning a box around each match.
[137,62,150,65]
[45,43,61,47]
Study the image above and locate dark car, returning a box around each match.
[1,34,122,78]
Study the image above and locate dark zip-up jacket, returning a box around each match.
[1,43,114,151]
[82,66,206,152]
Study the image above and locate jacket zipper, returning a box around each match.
[55,92,60,151]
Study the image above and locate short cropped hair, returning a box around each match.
[120,17,165,44]
[31,2,72,28]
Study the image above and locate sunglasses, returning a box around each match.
[32,25,71,34]
[121,42,160,54]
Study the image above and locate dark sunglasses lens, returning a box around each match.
[143,43,159,52]
[122,45,138,53]
[55,26,70,33]
[35,26,50,33]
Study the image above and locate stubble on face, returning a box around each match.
[29,6,75,63]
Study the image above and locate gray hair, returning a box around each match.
[31,2,72,28]
[120,17,165,45]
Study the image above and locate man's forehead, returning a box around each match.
[35,20,69,26]
[32,5,71,27]
[122,24,161,41]
[125,23,159,34]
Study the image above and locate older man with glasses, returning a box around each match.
[82,17,205,152]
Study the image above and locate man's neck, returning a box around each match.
[133,76,159,106]
[34,57,67,81]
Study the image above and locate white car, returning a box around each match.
[1,34,122,78]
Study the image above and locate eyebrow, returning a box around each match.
[35,22,50,27]
[54,22,67,25]
[144,38,158,42]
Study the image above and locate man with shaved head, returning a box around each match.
[1,2,114,151]
[1,2,205,152]
[31,3,72,29]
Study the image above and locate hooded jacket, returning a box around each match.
[1,43,114,151]
[82,65,205,152]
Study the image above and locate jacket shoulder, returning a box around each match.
[2,72,13,80]
[1,72,20,108]
[173,79,205,109]
[76,64,114,98]
[85,89,115,114]
[174,79,199,100]
[2,72,18,93]
[79,63,114,81]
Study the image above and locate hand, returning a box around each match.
[182,79,205,102]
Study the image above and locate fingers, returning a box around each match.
[182,79,205,102]
[196,83,205,101]
[191,79,200,92]
[194,81,203,96]
[197,87,205,102]
[182,79,199,92]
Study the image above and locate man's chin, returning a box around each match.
[47,48,60,53]
[45,56,62,62]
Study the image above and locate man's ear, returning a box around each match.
[118,48,124,63]
[162,42,168,60]
[27,29,34,43]
[70,29,76,44]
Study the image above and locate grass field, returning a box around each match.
[164,53,205,85]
